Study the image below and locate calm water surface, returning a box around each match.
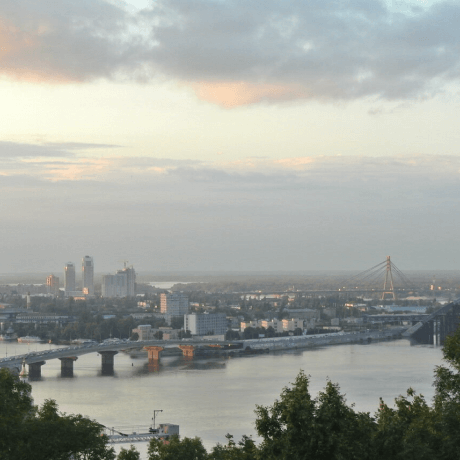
[0,339,443,458]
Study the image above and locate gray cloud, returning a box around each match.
[145,0,460,101]
[1,1,460,103]
[43,142,123,150]
[0,141,75,158]
[0,0,141,81]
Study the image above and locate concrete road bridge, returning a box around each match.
[403,300,460,345]
[0,339,239,378]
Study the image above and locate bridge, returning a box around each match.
[364,313,429,324]
[0,339,238,379]
[403,299,460,344]
[241,257,412,298]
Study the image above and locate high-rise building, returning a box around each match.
[102,272,127,297]
[101,266,136,298]
[64,262,76,293]
[117,266,136,297]
[46,274,60,296]
[160,293,189,316]
[82,256,94,296]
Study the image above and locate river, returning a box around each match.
[0,339,444,458]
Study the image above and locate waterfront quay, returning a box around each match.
[240,327,405,352]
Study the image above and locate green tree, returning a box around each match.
[225,330,240,341]
[0,368,115,460]
[293,328,303,336]
[154,331,163,340]
[373,390,437,460]
[0,367,34,458]
[117,445,140,460]
[148,435,207,460]
[254,371,375,460]
[179,330,192,339]
[432,326,460,459]
[209,434,257,460]
[371,326,460,460]
[170,316,185,329]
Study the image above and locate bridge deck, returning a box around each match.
[0,339,238,368]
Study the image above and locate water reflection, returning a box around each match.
[139,356,227,374]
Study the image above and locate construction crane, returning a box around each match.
[118,259,129,269]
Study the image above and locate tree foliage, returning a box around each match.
[148,435,208,460]
[117,445,141,460]
[0,368,115,460]
[209,434,257,460]
[252,327,460,460]
[255,371,374,460]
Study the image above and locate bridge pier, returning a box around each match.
[145,346,164,363]
[59,357,78,378]
[100,351,118,376]
[29,361,46,380]
[178,345,195,358]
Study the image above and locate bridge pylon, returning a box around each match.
[381,256,396,301]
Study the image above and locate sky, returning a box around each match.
[1,0,460,274]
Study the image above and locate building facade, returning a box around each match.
[117,266,136,297]
[101,266,136,298]
[64,262,76,293]
[102,273,127,298]
[46,274,60,297]
[281,318,305,332]
[131,324,153,340]
[160,293,189,316]
[82,256,94,295]
[184,313,227,336]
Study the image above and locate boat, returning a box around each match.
[17,336,44,343]
[0,327,17,341]
[72,339,98,345]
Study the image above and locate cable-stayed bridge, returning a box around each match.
[338,256,411,299]
[242,256,412,298]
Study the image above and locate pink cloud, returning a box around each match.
[190,81,309,108]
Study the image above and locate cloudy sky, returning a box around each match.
[1,0,460,274]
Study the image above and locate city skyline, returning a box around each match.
[1,0,460,273]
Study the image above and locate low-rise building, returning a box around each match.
[132,324,153,340]
[240,320,258,332]
[160,327,179,340]
[282,318,305,332]
[260,319,284,333]
[184,313,227,336]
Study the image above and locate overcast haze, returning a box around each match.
[1,0,460,273]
